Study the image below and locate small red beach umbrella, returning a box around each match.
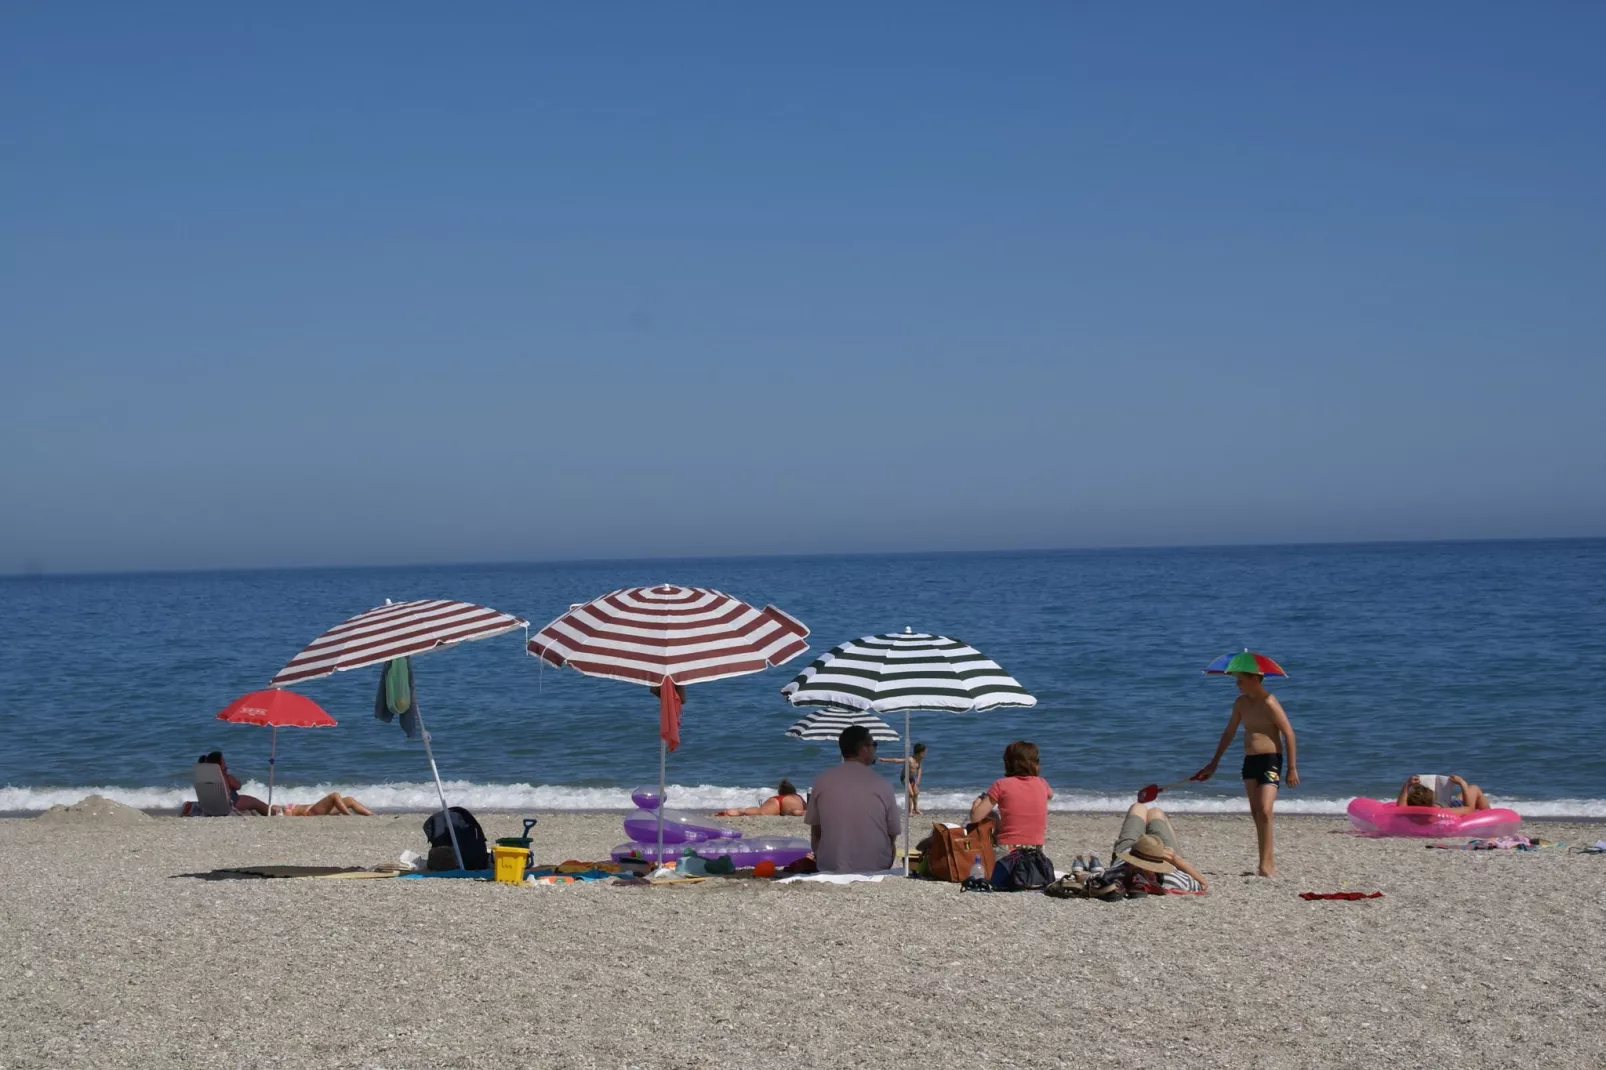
[528,584,810,863]
[216,689,337,814]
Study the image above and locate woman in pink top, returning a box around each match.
[969,740,1052,847]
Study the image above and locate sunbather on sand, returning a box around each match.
[272,793,375,816]
[1398,774,1490,813]
[714,780,806,817]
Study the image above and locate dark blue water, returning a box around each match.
[3,540,1603,815]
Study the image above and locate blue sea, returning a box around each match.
[3,540,1603,817]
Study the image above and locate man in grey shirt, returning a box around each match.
[805,725,902,872]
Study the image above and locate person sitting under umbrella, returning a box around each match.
[714,779,806,817]
[805,726,901,872]
[272,792,376,816]
[180,752,270,816]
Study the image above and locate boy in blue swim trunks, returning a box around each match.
[1193,671,1299,877]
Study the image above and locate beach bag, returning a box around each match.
[925,823,995,882]
[423,806,489,870]
[993,846,1055,891]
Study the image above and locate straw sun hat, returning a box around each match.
[1116,834,1177,874]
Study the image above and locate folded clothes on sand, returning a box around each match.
[1300,891,1383,901]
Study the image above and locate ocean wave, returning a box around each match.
[3,781,1606,818]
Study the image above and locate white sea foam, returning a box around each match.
[3,782,1606,819]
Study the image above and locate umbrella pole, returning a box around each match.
[903,710,912,875]
[656,738,667,869]
[414,704,464,870]
[267,725,277,816]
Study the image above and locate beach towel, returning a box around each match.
[527,866,613,882]
[187,866,397,881]
[1425,836,1561,851]
[374,657,420,739]
[776,869,901,885]
[1300,892,1383,900]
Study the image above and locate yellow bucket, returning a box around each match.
[492,844,529,884]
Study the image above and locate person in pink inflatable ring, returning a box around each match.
[1398,774,1490,813]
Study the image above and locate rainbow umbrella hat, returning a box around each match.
[1204,650,1288,677]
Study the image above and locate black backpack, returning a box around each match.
[423,806,489,870]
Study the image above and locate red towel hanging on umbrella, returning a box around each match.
[653,678,685,753]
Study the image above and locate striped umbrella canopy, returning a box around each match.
[785,706,900,744]
[528,585,809,688]
[528,584,810,866]
[271,599,528,687]
[783,628,1036,872]
[270,599,528,869]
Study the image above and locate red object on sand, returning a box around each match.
[658,676,683,753]
[216,689,337,728]
[1299,892,1383,901]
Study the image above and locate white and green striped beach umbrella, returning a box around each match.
[785,706,900,744]
[782,628,1036,871]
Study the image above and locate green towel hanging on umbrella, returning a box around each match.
[374,657,420,739]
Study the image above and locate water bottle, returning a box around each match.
[968,855,985,881]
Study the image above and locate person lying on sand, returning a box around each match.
[1398,774,1490,814]
[1080,802,1208,897]
[272,793,375,816]
[714,780,806,817]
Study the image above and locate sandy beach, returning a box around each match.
[1,809,1602,1070]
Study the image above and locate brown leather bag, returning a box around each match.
[925,822,995,882]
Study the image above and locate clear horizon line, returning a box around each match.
[4,532,1602,581]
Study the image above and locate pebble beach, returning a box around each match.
[2,808,1602,1070]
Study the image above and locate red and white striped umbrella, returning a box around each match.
[269,598,527,869]
[528,585,809,867]
[527,585,810,690]
[271,599,528,687]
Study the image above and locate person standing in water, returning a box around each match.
[1193,669,1299,877]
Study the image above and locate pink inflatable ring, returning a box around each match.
[1347,797,1521,838]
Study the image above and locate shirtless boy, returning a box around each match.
[1193,671,1299,877]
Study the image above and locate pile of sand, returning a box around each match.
[33,794,153,825]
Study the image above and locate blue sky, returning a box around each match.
[3,3,1603,573]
